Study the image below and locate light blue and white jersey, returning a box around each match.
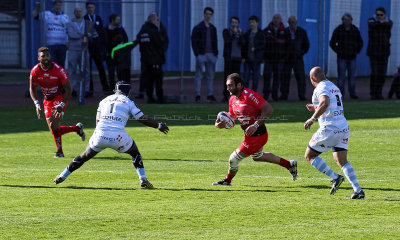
[312,80,348,130]
[96,94,144,131]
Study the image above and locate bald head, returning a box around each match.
[310,67,326,85]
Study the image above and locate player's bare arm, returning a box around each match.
[304,95,329,130]
[137,115,169,134]
[245,102,272,136]
[29,80,41,119]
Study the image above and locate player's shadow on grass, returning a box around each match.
[0,184,135,191]
[304,184,400,192]
[93,157,214,162]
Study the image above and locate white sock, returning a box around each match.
[341,163,362,192]
[311,157,339,179]
[136,168,147,181]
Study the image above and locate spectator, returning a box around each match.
[84,1,109,96]
[281,16,310,101]
[191,7,218,102]
[222,16,244,102]
[67,7,89,98]
[32,0,69,68]
[111,35,137,84]
[367,7,393,100]
[103,13,128,90]
[136,12,169,103]
[242,15,264,93]
[263,13,286,101]
[329,13,363,99]
[388,66,400,99]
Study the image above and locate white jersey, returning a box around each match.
[312,80,348,130]
[96,94,144,131]
[40,11,69,45]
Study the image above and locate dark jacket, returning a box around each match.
[329,24,363,60]
[285,26,310,59]
[191,21,218,56]
[263,22,286,60]
[103,25,128,55]
[137,21,169,66]
[242,28,265,63]
[111,41,138,70]
[367,18,393,58]
[84,14,103,40]
[222,28,244,59]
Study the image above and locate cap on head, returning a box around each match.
[114,81,131,96]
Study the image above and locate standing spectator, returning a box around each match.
[263,14,286,101]
[103,13,128,90]
[388,66,400,99]
[111,35,137,84]
[67,7,89,98]
[222,16,244,102]
[84,1,109,96]
[32,0,69,68]
[242,15,264,93]
[136,12,169,103]
[367,7,393,100]
[191,7,218,102]
[329,13,363,99]
[281,16,310,101]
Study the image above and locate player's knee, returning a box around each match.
[229,150,244,171]
[251,151,263,161]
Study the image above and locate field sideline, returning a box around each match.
[0,101,399,239]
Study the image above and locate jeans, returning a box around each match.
[263,60,283,100]
[337,58,357,97]
[369,56,388,98]
[281,57,306,99]
[48,44,67,68]
[67,49,90,92]
[243,61,261,92]
[195,53,217,96]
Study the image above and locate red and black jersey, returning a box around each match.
[229,88,267,135]
[30,62,69,100]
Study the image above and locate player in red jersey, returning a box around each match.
[213,73,297,185]
[29,47,86,158]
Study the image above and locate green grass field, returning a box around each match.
[1,101,399,239]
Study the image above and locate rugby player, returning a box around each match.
[213,73,297,185]
[304,67,365,199]
[30,47,85,158]
[53,81,169,189]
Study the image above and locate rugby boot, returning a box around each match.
[347,190,365,199]
[330,175,345,195]
[140,179,154,189]
[53,175,65,184]
[212,179,231,186]
[289,160,298,181]
[54,152,65,158]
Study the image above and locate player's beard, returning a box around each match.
[41,60,50,69]
[229,87,240,96]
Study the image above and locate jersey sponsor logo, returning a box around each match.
[116,135,122,142]
[242,141,249,149]
[117,145,124,151]
[248,93,260,104]
[100,136,116,141]
[102,115,123,122]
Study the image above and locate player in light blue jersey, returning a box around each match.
[53,81,169,189]
[304,67,364,199]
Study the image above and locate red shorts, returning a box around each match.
[238,132,269,155]
[43,95,68,119]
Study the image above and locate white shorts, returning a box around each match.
[308,126,350,153]
[88,130,133,153]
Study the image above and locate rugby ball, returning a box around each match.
[217,111,235,129]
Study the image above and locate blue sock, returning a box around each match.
[60,168,71,179]
[341,162,362,192]
[311,157,339,179]
[136,168,147,181]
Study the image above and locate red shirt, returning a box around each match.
[30,62,69,100]
[229,88,266,131]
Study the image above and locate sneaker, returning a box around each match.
[54,152,64,158]
[76,122,85,141]
[207,95,217,102]
[195,95,201,102]
[140,180,154,189]
[347,190,365,199]
[53,175,65,184]
[212,179,231,186]
[289,160,297,181]
[330,175,345,195]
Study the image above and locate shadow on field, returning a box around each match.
[93,157,214,162]
[0,184,135,191]
[158,187,300,193]
[304,184,400,192]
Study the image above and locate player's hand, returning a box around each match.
[158,122,169,134]
[35,104,41,119]
[245,124,257,136]
[306,104,315,112]
[215,119,226,129]
[53,102,65,118]
[304,118,315,130]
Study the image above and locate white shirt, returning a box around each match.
[96,94,144,131]
[312,80,348,130]
[40,11,69,45]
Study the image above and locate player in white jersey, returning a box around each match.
[304,67,364,199]
[53,81,169,189]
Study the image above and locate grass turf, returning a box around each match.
[0,101,399,239]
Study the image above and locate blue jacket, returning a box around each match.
[191,21,218,56]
